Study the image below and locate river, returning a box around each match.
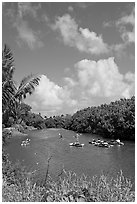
[5,128,135,188]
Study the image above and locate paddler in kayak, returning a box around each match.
[59,133,63,139]
[75,133,80,144]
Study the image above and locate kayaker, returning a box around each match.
[59,133,63,139]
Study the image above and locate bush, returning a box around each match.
[2,129,12,145]
[12,124,25,133]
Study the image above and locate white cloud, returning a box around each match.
[102,6,135,57]
[75,57,134,99]
[52,14,109,55]
[116,7,135,43]
[25,75,77,114]
[5,2,43,49]
[124,72,135,82]
[64,77,77,87]
[25,60,134,115]
[15,3,44,49]
[14,19,43,49]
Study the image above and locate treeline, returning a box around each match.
[17,96,135,141]
[4,96,135,141]
[43,96,135,140]
[69,97,135,140]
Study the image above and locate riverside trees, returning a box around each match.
[2,44,41,127]
[68,96,135,140]
[44,96,135,140]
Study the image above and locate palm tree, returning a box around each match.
[2,44,41,125]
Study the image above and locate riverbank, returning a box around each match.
[3,125,37,136]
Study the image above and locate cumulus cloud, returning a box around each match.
[75,57,134,99]
[25,60,134,115]
[52,14,109,55]
[64,77,77,87]
[25,75,77,114]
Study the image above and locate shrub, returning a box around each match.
[2,176,44,202]
[41,170,135,202]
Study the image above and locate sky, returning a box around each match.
[2,2,135,117]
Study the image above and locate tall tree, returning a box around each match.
[2,44,41,125]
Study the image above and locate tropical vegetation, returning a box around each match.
[43,97,135,140]
[2,44,41,127]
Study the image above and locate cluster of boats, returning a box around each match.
[89,139,124,148]
[21,138,31,146]
[69,136,124,148]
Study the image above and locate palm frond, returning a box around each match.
[2,44,15,82]
[15,75,41,102]
[2,80,17,113]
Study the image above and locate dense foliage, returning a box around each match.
[23,96,135,141]
[23,112,46,129]
[43,97,135,140]
[69,96,135,140]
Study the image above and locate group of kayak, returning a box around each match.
[89,138,124,148]
[21,138,31,146]
[60,133,124,148]
[69,137,124,148]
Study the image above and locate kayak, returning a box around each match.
[69,142,84,147]
[117,142,124,145]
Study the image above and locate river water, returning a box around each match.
[5,128,135,187]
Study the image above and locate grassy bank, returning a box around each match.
[2,151,135,202]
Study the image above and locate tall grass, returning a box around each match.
[40,169,135,202]
[2,160,135,202]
